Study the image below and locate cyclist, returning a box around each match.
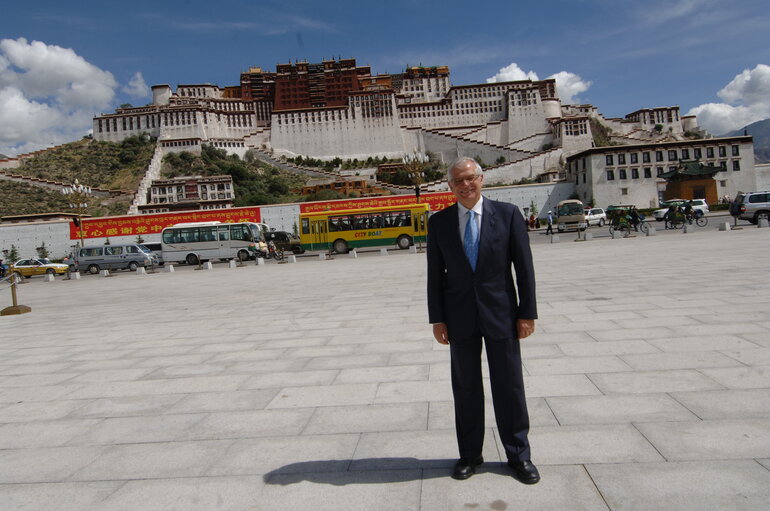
[683,200,695,224]
[664,205,677,229]
[629,206,641,231]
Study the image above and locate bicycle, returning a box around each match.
[608,217,632,238]
[685,212,708,227]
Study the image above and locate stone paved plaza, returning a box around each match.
[1,225,769,510]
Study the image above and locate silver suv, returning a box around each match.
[736,191,770,224]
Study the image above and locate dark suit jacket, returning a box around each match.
[427,198,537,340]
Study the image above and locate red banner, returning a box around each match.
[69,193,457,240]
[298,192,456,214]
[71,207,262,240]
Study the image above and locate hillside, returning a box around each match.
[723,118,770,163]
[15,135,156,190]
[161,145,309,206]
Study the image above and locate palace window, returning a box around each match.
[619,169,627,180]
[719,146,727,157]
[644,167,652,178]
[631,168,639,179]
[606,170,615,181]
[732,145,740,156]
[733,160,741,171]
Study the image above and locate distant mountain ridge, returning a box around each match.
[0,153,9,160]
[723,118,770,163]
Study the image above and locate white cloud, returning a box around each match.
[486,62,591,104]
[486,63,538,83]
[687,64,770,134]
[546,71,592,105]
[0,38,118,156]
[123,71,150,98]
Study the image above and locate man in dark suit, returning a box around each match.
[427,156,539,484]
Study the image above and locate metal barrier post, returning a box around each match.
[1,274,32,316]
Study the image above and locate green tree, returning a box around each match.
[36,242,50,259]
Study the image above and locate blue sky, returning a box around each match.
[2,0,770,156]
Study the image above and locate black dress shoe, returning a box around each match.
[452,456,484,480]
[507,460,540,484]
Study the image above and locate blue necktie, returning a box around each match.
[464,210,479,271]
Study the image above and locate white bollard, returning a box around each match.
[287,255,297,263]
[203,261,213,270]
[44,273,55,282]
[719,222,731,231]
[584,232,593,241]
[683,223,689,234]
[136,267,147,275]
[164,264,175,272]
[229,259,237,268]
[758,218,769,228]
[71,271,81,279]
[409,245,417,254]
[379,248,389,256]
[100,269,110,277]
[318,253,326,261]
[348,249,358,259]
[646,226,657,236]
[256,257,265,265]
[550,235,560,243]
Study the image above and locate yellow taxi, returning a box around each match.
[10,258,69,279]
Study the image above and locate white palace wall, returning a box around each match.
[270,100,404,161]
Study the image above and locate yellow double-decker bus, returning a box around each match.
[299,203,430,254]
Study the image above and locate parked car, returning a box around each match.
[735,191,770,224]
[653,199,709,221]
[583,208,607,227]
[140,242,164,266]
[75,244,158,274]
[9,258,69,279]
[264,230,305,254]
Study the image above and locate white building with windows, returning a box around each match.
[566,136,755,208]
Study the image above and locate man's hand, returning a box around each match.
[517,319,536,340]
[432,323,449,345]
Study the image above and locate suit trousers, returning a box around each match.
[449,332,531,462]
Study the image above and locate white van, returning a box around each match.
[75,244,158,274]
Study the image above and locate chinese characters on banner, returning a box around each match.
[71,207,262,240]
[298,192,456,214]
[69,193,457,241]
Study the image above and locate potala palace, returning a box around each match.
[91,57,761,211]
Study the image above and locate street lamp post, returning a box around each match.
[61,179,92,247]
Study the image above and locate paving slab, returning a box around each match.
[635,418,770,461]
[0,481,122,511]
[587,460,770,511]
[669,388,770,419]
[547,394,699,425]
[98,476,264,511]
[1,224,769,510]
[420,465,608,511]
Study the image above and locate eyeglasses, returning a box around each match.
[450,175,482,186]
